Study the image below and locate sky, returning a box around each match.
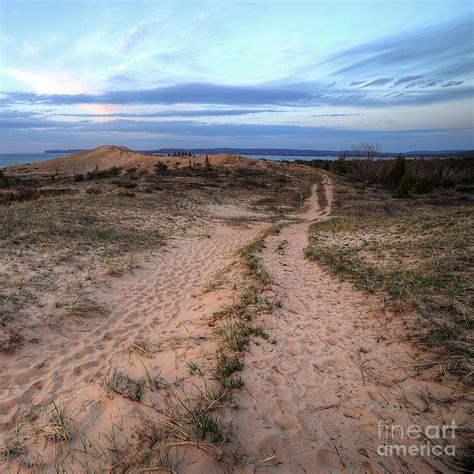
[0,0,473,152]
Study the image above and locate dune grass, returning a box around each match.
[306,176,473,385]
[0,191,187,351]
[41,402,72,442]
[0,161,315,353]
[315,173,328,208]
[102,370,145,402]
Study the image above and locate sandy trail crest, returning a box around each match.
[231,175,468,473]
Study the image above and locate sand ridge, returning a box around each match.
[3,145,304,177]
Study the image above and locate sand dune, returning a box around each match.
[4,145,276,177]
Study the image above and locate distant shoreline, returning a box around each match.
[1,148,472,169]
[43,147,471,157]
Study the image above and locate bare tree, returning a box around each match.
[351,141,381,160]
[70,161,85,180]
[349,141,384,185]
[155,162,168,175]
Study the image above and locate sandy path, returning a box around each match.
[232,176,468,473]
[0,221,266,431]
[1,177,469,472]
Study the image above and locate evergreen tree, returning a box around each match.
[395,171,415,198]
[335,152,347,174]
[384,154,406,189]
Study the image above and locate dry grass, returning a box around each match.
[211,283,280,323]
[0,419,26,462]
[60,295,108,317]
[130,340,156,358]
[0,191,175,351]
[102,370,145,402]
[315,172,328,208]
[203,269,227,293]
[41,402,72,442]
[176,392,228,444]
[276,240,288,255]
[0,161,313,353]
[239,222,290,285]
[306,175,473,385]
[186,360,202,375]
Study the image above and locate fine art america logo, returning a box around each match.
[377,420,457,457]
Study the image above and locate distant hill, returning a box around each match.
[139,148,340,156]
[45,149,85,154]
[45,147,473,158]
[11,145,264,176]
[404,150,473,156]
[45,147,339,156]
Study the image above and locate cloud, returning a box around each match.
[421,80,441,88]
[0,116,76,130]
[118,19,157,54]
[311,113,361,117]
[394,75,424,85]
[441,80,463,88]
[5,67,91,95]
[20,40,40,58]
[116,10,170,55]
[107,72,137,85]
[361,78,393,87]
[323,17,473,79]
[121,29,150,54]
[1,112,469,140]
[54,108,282,118]
[0,109,45,119]
[2,79,472,110]
[153,50,200,65]
[0,83,311,106]
[2,112,472,152]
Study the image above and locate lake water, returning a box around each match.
[241,154,337,162]
[0,152,339,169]
[0,153,65,168]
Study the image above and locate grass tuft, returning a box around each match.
[102,370,145,402]
[0,420,26,461]
[215,319,250,352]
[130,340,155,358]
[177,394,228,444]
[186,360,202,375]
[42,402,72,442]
[215,354,244,380]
